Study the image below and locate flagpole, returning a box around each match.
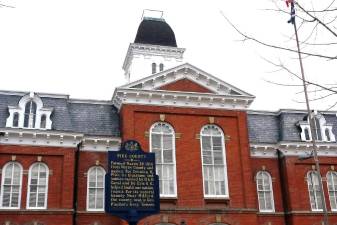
[290,2,329,225]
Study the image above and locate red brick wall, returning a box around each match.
[119,104,258,224]
[158,78,214,93]
[0,144,76,225]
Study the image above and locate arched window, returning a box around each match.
[0,162,23,209]
[12,113,19,127]
[152,63,157,74]
[24,100,37,128]
[27,163,49,209]
[256,171,275,212]
[159,63,164,72]
[307,171,323,211]
[327,171,337,211]
[40,115,47,129]
[313,117,322,141]
[200,125,228,197]
[87,166,105,211]
[150,122,177,197]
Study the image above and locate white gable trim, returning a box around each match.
[114,63,255,111]
[121,63,254,97]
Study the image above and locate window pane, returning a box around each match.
[163,150,173,163]
[40,114,47,128]
[202,136,211,150]
[13,113,19,127]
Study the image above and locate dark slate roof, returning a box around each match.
[247,113,280,144]
[0,91,120,137]
[68,102,119,136]
[134,17,177,47]
[248,110,337,144]
[0,94,21,128]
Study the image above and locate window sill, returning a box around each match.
[160,197,178,204]
[204,197,230,204]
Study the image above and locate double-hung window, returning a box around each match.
[200,125,228,198]
[0,162,23,209]
[307,171,323,211]
[256,171,275,212]
[150,122,177,197]
[327,171,337,211]
[27,163,49,209]
[87,166,105,211]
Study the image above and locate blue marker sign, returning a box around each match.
[105,140,160,225]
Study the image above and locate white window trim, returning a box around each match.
[0,162,23,209]
[327,171,337,212]
[200,124,229,198]
[5,93,53,130]
[26,162,49,210]
[256,171,275,212]
[86,166,105,211]
[149,122,177,198]
[307,171,324,211]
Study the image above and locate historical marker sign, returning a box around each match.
[105,140,160,224]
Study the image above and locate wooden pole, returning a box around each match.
[292,6,330,225]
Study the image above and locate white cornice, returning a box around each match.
[0,90,69,99]
[82,136,120,152]
[113,88,254,111]
[250,142,337,158]
[68,99,113,105]
[0,128,121,151]
[248,109,337,116]
[123,43,185,71]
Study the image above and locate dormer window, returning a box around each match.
[24,100,37,128]
[152,63,157,74]
[159,63,164,72]
[6,92,53,130]
[40,115,47,129]
[13,113,19,127]
[298,113,335,142]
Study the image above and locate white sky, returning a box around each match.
[0,0,336,111]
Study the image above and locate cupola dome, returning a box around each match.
[134,17,177,47]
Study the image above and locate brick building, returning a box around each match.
[1,12,337,225]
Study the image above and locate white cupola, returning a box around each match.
[122,10,185,83]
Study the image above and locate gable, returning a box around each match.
[113,63,255,111]
[157,78,215,94]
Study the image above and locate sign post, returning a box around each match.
[105,140,160,225]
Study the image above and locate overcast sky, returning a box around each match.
[1,0,336,111]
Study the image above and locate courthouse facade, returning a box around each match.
[1,13,337,225]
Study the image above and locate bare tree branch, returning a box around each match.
[219,11,337,60]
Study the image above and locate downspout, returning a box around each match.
[73,141,82,225]
[277,149,290,225]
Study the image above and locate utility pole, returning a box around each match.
[291,1,329,224]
